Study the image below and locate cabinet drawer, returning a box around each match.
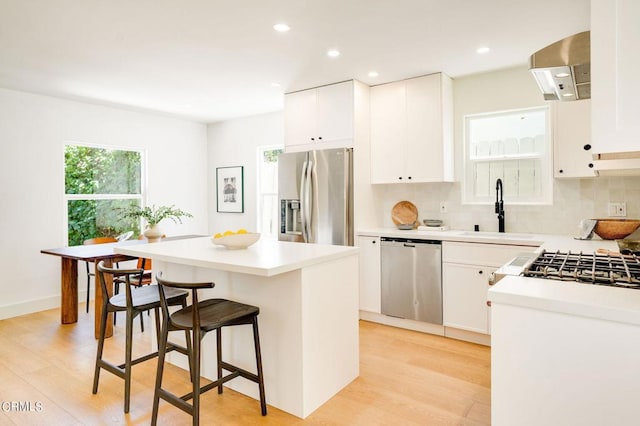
[443,241,537,267]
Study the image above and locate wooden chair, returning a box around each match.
[151,276,267,425]
[83,237,118,313]
[93,261,191,413]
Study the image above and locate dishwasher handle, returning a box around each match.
[380,237,441,246]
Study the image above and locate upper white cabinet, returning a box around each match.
[553,99,596,178]
[591,0,640,154]
[284,80,354,152]
[370,73,454,184]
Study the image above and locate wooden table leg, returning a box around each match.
[61,257,78,324]
[94,259,114,339]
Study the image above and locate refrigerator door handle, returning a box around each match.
[310,156,319,243]
[300,159,309,242]
[304,159,313,242]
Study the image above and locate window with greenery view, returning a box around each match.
[65,144,144,245]
[257,146,283,238]
[463,107,552,205]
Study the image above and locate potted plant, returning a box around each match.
[122,204,193,242]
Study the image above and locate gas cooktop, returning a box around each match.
[521,250,640,289]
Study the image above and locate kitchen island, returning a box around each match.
[487,237,640,426]
[115,236,359,419]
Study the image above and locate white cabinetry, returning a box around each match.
[442,242,536,335]
[553,100,596,178]
[591,0,640,154]
[358,235,381,313]
[370,73,454,183]
[284,80,354,152]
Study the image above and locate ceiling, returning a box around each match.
[0,0,590,123]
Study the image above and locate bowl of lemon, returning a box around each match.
[211,229,260,249]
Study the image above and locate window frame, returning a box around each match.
[62,141,147,245]
[256,144,284,239]
[462,106,553,206]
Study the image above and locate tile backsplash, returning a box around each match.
[376,176,640,236]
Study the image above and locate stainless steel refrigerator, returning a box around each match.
[278,148,353,245]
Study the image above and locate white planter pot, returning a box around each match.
[143,224,163,242]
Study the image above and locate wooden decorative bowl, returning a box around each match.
[593,219,640,240]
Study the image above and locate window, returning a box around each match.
[463,107,552,205]
[64,144,144,246]
[257,145,283,238]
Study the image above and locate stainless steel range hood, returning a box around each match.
[529,31,590,101]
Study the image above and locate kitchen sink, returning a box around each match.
[457,231,536,240]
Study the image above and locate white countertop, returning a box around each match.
[359,227,633,324]
[489,276,640,326]
[115,237,359,277]
[357,227,619,251]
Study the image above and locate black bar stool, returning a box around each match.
[93,261,191,413]
[151,276,267,425]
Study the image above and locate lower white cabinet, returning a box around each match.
[358,235,381,313]
[442,242,537,335]
[443,263,493,334]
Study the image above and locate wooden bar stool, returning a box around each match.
[93,261,191,413]
[151,276,267,425]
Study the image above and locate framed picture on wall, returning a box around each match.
[216,166,244,213]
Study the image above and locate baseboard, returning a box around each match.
[444,327,491,346]
[359,310,445,336]
[0,290,90,320]
[359,310,491,346]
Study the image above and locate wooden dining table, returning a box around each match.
[41,235,202,339]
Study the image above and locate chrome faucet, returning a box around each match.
[495,178,505,233]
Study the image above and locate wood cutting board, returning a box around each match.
[391,201,418,225]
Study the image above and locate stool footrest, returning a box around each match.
[220,360,260,383]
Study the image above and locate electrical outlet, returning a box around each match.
[439,201,448,213]
[608,202,627,217]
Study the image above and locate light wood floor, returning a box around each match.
[0,305,490,425]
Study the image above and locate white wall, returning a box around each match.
[206,111,284,235]
[0,88,208,319]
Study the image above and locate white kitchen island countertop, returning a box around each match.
[489,275,640,326]
[115,236,359,277]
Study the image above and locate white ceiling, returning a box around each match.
[0,0,590,123]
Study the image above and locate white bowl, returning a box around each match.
[211,233,260,249]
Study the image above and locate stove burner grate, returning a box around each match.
[522,250,640,289]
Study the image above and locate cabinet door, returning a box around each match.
[553,100,596,178]
[317,81,353,144]
[370,81,406,183]
[284,89,317,149]
[443,263,490,334]
[358,236,381,313]
[591,0,640,154]
[406,74,443,182]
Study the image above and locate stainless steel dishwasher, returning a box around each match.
[380,237,442,324]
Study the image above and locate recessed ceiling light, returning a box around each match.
[368,71,379,78]
[273,23,290,32]
[271,82,281,87]
[555,72,570,78]
[476,46,490,54]
[327,49,340,58]
[562,93,575,97]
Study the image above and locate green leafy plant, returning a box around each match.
[121,204,193,227]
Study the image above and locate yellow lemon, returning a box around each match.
[214,233,223,239]
[236,228,248,234]
[223,230,235,237]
